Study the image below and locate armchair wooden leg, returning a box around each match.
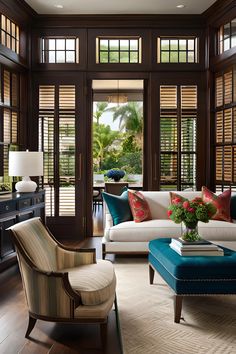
[100,320,108,350]
[174,295,183,323]
[149,264,155,284]
[25,315,37,338]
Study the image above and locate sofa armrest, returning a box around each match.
[103,202,114,242]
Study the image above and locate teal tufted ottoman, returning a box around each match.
[149,238,236,323]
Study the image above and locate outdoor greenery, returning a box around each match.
[93,101,143,175]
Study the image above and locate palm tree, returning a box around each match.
[111,102,143,135]
[93,102,108,124]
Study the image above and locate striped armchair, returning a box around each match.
[7,217,117,348]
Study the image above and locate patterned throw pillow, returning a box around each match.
[169,192,187,204]
[202,186,232,222]
[128,190,151,223]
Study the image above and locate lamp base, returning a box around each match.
[15,177,37,193]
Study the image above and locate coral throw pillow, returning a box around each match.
[128,190,151,223]
[169,192,187,204]
[202,186,232,222]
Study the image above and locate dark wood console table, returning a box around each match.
[0,190,45,272]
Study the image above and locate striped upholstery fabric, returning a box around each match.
[74,293,115,319]
[63,260,116,306]
[11,218,57,272]
[57,248,95,270]
[9,217,116,321]
[18,251,72,318]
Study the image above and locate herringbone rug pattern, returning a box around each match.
[115,259,236,354]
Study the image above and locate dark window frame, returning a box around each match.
[41,37,79,64]
[0,14,19,54]
[157,37,199,64]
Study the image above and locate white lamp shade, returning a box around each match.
[9,151,44,177]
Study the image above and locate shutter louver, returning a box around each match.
[181,86,197,109]
[224,146,232,181]
[11,112,17,143]
[216,111,223,143]
[224,71,232,105]
[12,73,18,107]
[4,70,10,106]
[216,147,223,181]
[160,86,177,108]
[224,109,232,142]
[216,76,223,107]
[3,109,11,143]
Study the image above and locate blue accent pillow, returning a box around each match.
[230,195,236,219]
[102,189,133,225]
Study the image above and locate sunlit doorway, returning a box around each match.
[92,79,144,236]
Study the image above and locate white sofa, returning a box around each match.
[102,191,236,257]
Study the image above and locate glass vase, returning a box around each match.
[181,222,200,242]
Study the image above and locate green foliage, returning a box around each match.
[168,197,216,227]
[93,101,143,174]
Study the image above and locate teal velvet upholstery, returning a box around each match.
[149,238,236,295]
[102,189,132,225]
[230,195,236,219]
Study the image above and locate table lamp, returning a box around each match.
[8,151,43,193]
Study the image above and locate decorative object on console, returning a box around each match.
[9,150,43,193]
[202,186,232,222]
[128,190,151,223]
[230,194,236,220]
[102,189,132,225]
[168,193,216,241]
[104,169,125,182]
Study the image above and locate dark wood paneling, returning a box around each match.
[33,14,205,29]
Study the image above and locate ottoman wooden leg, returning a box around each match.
[174,295,183,323]
[149,264,155,284]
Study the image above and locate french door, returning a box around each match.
[32,73,87,240]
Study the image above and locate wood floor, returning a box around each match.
[0,234,122,354]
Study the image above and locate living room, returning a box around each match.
[0,0,236,353]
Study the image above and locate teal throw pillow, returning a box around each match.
[230,195,236,219]
[102,190,133,225]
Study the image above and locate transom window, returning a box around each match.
[218,18,236,54]
[41,38,79,64]
[157,37,198,63]
[0,14,19,54]
[96,37,142,64]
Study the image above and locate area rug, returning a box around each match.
[115,258,236,354]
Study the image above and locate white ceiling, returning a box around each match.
[25,0,217,15]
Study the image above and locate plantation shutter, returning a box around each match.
[215,76,223,107]
[59,85,75,216]
[39,84,76,217]
[160,86,178,190]
[215,68,236,190]
[160,85,197,190]
[39,85,55,216]
[0,69,19,185]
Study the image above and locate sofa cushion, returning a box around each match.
[102,189,132,225]
[109,219,182,242]
[128,190,151,222]
[107,219,236,242]
[63,259,116,306]
[202,186,232,222]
